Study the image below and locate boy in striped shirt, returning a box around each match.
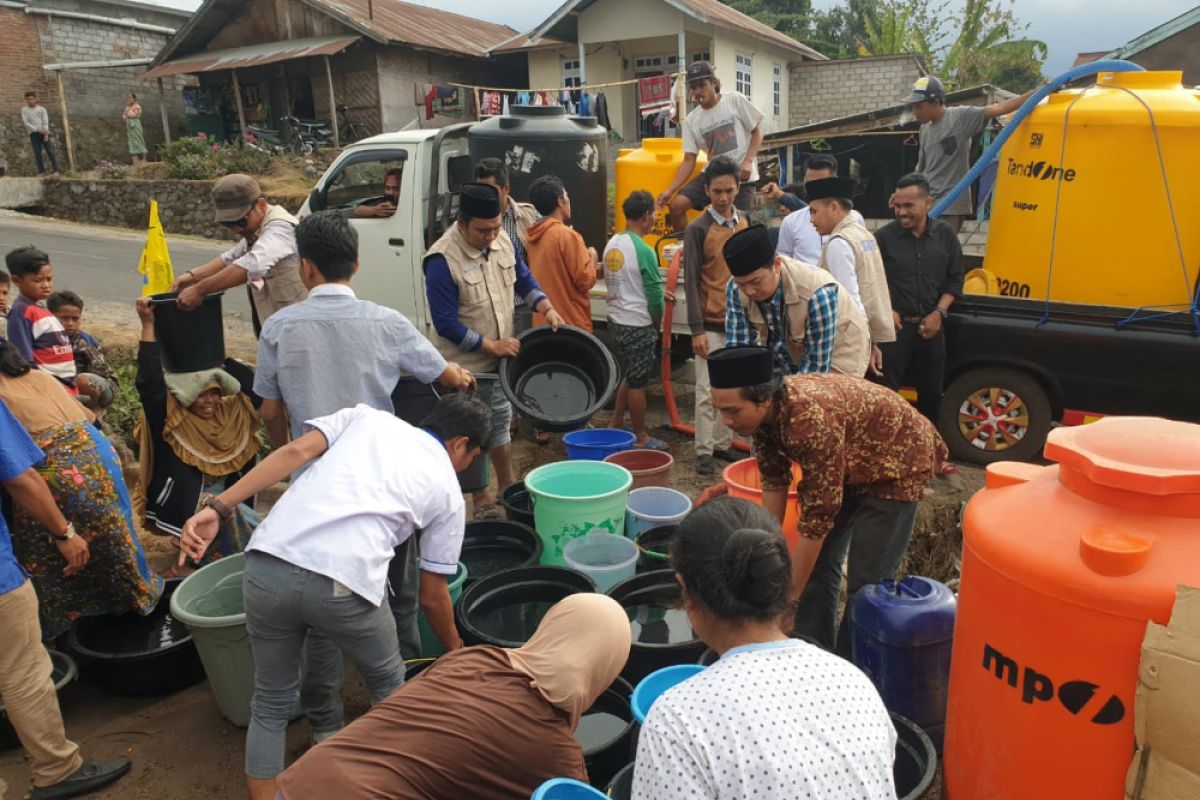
[5,246,76,392]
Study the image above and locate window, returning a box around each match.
[692,51,711,63]
[666,52,711,68]
[773,63,782,117]
[562,59,581,88]
[321,154,406,211]
[634,55,667,72]
[736,52,752,96]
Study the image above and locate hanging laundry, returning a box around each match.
[517,91,531,106]
[421,85,463,119]
[482,91,503,116]
[593,92,612,132]
[638,75,673,117]
[669,76,683,122]
[502,94,510,115]
[579,92,591,117]
[570,89,582,105]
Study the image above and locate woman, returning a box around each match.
[275,593,632,799]
[133,297,260,570]
[124,93,146,163]
[633,498,897,799]
[0,340,162,639]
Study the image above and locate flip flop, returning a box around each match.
[635,437,670,452]
[473,502,504,521]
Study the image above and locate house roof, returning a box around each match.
[142,34,361,80]
[1103,6,1200,60]
[521,0,826,60]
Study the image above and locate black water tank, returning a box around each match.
[469,106,608,251]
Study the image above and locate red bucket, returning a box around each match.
[603,449,674,490]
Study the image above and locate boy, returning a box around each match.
[5,247,76,392]
[48,291,115,410]
[22,91,60,175]
[0,270,10,338]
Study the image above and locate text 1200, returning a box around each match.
[997,278,1032,298]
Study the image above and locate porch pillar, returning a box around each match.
[677,25,687,129]
[324,55,340,148]
[157,77,171,144]
[231,69,247,140]
[578,40,587,85]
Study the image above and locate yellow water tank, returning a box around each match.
[985,71,1200,308]
[614,138,707,262]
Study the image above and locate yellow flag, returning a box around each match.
[138,199,174,296]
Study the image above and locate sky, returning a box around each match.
[145,0,1197,76]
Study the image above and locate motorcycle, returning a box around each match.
[284,114,334,154]
[244,123,287,154]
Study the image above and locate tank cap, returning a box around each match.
[1045,417,1200,496]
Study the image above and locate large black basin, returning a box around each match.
[500,481,535,529]
[456,566,595,648]
[460,520,542,587]
[500,325,618,432]
[607,762,635,800]
[0,649,77,750]
[608,570,705,685]
[893,712,937,799]
[577,677,635,790]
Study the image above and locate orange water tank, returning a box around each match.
[944,417,1200,799]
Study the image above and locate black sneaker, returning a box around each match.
[713,448,741,463]
[30,758,131,800]
[695,455,716,476]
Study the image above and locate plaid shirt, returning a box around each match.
[502,203,527,264]
[726,280,840,375]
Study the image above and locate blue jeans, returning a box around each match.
[242,552,404,779]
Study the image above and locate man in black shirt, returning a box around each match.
[875,173,965,422]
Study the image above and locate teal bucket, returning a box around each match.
[417,562,468,657]
[525,461,633,566]
[170,553,253,727]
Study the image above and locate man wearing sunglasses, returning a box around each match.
[173,174,308,333]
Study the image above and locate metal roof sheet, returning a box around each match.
[142,34,360,79]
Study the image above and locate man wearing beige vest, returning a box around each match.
[723,225,870,378]
[424,182,564,518]
[807,177,895,376]
[174,174,308,334]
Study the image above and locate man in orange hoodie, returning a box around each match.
[526,175,598,331]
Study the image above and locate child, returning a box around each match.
[49,290,116,410]
[0,269,10,338]
[5,246,77,392]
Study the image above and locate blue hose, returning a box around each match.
[930,60,1145,218]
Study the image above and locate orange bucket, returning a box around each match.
[722,458,802,549]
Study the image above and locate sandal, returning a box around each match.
[473,502,504,521]
[635,437,670,452]
[160,564,195,579]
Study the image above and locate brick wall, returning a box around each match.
[789,55,926,127]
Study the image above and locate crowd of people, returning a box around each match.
[0,60,1014,799]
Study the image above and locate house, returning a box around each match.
[1101,6,1200,85]
[509,0,826,142]
[788,54,927,128]
[0,0,192,174]
[143,0,532,143]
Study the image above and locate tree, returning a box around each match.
[943,0,1047,91]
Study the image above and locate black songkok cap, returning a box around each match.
[708,346,774,389]
[723,224,775,277]
[458,182,502,219]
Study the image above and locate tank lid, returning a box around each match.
[849,577,957,647]
[508,104,567,117]
[1045,417,1200,496]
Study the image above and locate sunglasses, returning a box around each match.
[219,197,263,228]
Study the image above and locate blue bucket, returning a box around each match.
[625,487,692,540]
[631,664,706,724]
[563,429,637,461]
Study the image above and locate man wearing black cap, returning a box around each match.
[424,182,564,518]
[724,224,871,377]
[702,345,946,655]
[905,76,1037,232]
[657,60,765,232]
[808,177,895,375]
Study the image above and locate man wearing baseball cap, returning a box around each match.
[905,76,1037,231]
[657,60,765,233]
[173,174,308,331]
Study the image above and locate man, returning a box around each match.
[603,190,667,451]
[179,393,492,800]
[775,155,865,266]
[1,400,131,800]
[526,174,597,331]
[424,182,564,517]
[345,168,401,218]
[703,346,946,655]
[876,173,965,423]
[21,92,59,175]
[724,224,870,378]
[172,174,308,332]
[474,158,539,334]
[808,177,895,374]
[906,76,1037,231]
[682,157,747,476]
[657,61,765,232]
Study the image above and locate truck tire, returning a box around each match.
[938,367,1053,464]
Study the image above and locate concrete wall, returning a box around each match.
[711,28,797,134]
[578,0,683,43]
[788,55,925,127]
[1125,27,1200,86]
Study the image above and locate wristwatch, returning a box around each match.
[933,307,949,318]
[49,522,76,542]
[200,495,234,521]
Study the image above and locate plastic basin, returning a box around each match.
[563,533,638,593]
[500,325,619,432]
[391,375,492,493]
[500,481,535,529]
[460,520,542,587]
[625,487,692,540]
[0,650,77,751]
[563,429,636,461]
[576,677,635,789]
[66,577,204,697]
[170,553,254,727]
[631,664,706,723]
[723,458,803,550]
[608,570,705,684]
[604,449,674,490]
[417,562,468,658]
[531,779,608,800]
[148,292,225,373]
[607,763,635,800]
[403,657,436,682]
[893,712,937,800]
[456,566,596,648]
[525,461,633,566]
[634,524,676,573]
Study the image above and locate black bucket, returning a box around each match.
[608,570,705,685]
[634,525,676,573]
[148,292,225,373]
[0,649,76,750]
[460,520,542,587]
[606,762,635,800]
[403,657,436,682]
[893,712,937,800]
[500,482,535,529]
[65,577,204,697]
[391,375,492,493]
[578,677,635,790]
[499,325,619,432]
[456,566,595,648]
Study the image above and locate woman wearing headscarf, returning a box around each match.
[133,297,261,572]
[123,93,146,163]
[633,497,897,800]
[275,593,632,799]
[0,340,162,639]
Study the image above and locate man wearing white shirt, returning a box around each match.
[776,156,865,269]
[178,395,491,800]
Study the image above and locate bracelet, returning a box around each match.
[49,522,76,543]
[201,495,234,521]
[934,307,948,318]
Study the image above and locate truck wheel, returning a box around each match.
[938,368,1052,464]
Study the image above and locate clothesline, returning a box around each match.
[448,71,686,97]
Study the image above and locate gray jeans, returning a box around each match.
[243,552,404,779]
[791,494,918,656]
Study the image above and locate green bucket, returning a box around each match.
[417,562,468,657]
[525,461,633,566]
[170,553,253,727]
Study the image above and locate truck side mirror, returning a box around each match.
[308,186,326,212]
